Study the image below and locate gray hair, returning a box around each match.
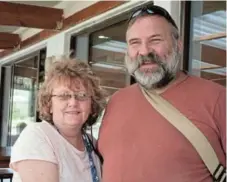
[127,14,180,43]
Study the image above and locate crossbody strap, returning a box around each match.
[140,86,226,182]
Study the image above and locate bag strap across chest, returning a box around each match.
[140,86,226,182]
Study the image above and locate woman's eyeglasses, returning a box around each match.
[129,5,178,29]
[52,92,91,101]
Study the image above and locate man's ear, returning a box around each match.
[177,39,183,52]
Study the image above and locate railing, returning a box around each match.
[0,168,13,182]
[0,147,11,168]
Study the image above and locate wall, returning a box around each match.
[154,1,181,29]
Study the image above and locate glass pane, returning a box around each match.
[9,56,39,145]
[189,1,226,86]
[90,20,129,138]
[90,20,129,97]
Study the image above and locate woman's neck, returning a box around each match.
[57,126,85,151]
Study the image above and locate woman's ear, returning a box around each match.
[48,100,53,113]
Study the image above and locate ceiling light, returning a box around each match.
[98,35,109,39]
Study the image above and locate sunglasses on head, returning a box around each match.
[129,5,178,29]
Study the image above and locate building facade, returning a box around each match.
[0,1,226,146]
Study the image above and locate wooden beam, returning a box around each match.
[194,32,226,42]
[0,1,126,58]
[63,1,126,29]
[0,32,20,49]
[213,79,226,86]
[201,66,223,70]
[201,44,226,67]
[14,66,37,78]
[201,70,226,80]
[0,2,63,30]
[203,1,226,14]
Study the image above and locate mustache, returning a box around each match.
[138,52,164,66]
[128,52,164,77]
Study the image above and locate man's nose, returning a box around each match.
[139,43,150,56]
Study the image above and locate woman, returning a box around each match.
[10,57,106,182]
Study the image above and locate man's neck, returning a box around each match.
[150,71,187,94]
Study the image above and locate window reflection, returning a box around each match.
[9,56,38,145]
[90,20,129,96]
[189,1,226,86]
[90,21,129,138]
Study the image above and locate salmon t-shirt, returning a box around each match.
[10,121,101,182]
[98,74,226,182]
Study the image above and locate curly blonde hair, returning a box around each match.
[38,56,107,127]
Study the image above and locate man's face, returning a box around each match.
[125,15,181,89]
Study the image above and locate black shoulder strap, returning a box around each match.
[85,133,104,164]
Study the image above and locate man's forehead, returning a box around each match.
[126,15,172,39]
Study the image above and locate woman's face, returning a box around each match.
[50,80,92,130]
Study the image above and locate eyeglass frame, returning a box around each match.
[51,92,91,102]
[128,5,178,29]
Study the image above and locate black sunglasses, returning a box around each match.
[129,5,178,29]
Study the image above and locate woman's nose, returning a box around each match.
[68,96,79,106]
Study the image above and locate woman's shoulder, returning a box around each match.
[13,121,57,147]
[19,121,42,135]
[10,121,58,167]
[27,120,56,131]
[11,121,58,158]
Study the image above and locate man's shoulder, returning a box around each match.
[105,83,140,107]
[187,74,225,93]
[111,83,139,99]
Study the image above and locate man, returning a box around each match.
[98,5,226,182]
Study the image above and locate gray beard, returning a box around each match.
[134,67,165,89]
[125,47,181,90]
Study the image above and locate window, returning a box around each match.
[0,49,46,146]
[90,20,130,96]
[88,20,130,138]
[188,1,226,86]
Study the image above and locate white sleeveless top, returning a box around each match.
[10,120,101,182]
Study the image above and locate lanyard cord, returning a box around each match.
[52,123,100,182]
[82,133,100,182]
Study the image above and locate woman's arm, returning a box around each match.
[14,160,59,182]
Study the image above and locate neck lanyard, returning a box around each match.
[82,133,100,182]
[52,123,100,182]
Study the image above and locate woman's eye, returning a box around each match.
[78,93,87,98]
[60,94,71,100]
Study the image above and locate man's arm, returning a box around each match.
[213,89,226,154]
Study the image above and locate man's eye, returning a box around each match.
[150,39,161,43]
[130,41,140,45]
